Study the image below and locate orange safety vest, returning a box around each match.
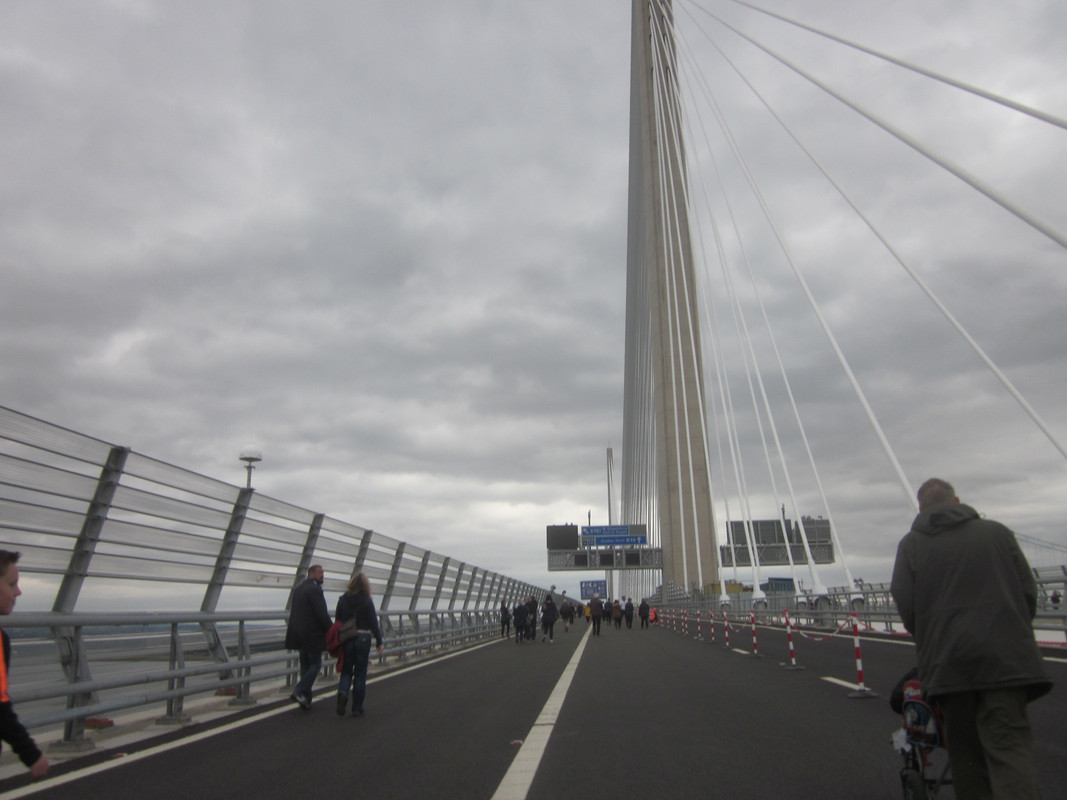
[0,629,9,702]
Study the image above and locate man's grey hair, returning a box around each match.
[917,478,957,511]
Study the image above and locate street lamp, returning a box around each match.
[239,447,262,488]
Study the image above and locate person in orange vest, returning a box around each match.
[0,550,48,779]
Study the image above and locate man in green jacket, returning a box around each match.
[891,478,1052,799]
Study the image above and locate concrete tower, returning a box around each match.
[621,0,718,596]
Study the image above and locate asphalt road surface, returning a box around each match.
[4,620,1065,799]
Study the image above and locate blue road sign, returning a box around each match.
[580,524,647,546]
[583,535,645,546]
[580,579,607,600]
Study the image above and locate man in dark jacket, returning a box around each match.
[891,478,1052,799]
[588,594,604,636]
[285,564,333,710]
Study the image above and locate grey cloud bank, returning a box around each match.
[2,1,1065,601]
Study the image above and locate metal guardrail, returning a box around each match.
[0,406,548,751]
[5,609,506,752]
[653,576,1067,643]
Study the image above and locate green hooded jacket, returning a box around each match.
[890,502,1052,700]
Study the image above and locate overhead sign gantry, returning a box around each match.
[546,524,661,572]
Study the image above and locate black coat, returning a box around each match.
[335,591,383,648]
[285,578,333,652]
[891,503,1052,700]
[541,599,558,624]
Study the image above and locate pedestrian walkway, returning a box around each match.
[3,622,1065,799]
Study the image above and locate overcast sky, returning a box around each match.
[3,1,1066,601]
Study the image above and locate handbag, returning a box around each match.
[338,618,358,645]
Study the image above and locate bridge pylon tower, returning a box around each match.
[621,0,718,599]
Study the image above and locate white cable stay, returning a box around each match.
[720,0,1067,133]
[676,33,842,594]
[691,5,1067,253]
[680,67,825,594]
[672,11,920,514]
[680,2,1067,464]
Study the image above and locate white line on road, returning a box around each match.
[491,627,591,800]
[822,676,862,691]
[3,637,505,798]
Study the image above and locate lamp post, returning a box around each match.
[239,447,262,489]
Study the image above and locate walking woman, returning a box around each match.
[500,600,511,638]
[335,573,384,716]
[540,594,558,643]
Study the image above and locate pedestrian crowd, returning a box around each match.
[501,593,655,643]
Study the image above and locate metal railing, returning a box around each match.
[0,406,547,750]
[4,608,505,751]
[652,572,1067,643]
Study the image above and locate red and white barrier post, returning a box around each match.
[749,610,762,658]
[782,610,804,671]
[847,611,877,698]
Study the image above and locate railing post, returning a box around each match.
[51,444,129,751]
[462,567,479,638]
[409,551,432,639]
[380,542,406,614]
[292,513,326,596]
[349,528,373,582]
[448,562,466,640]
[430,556,451,613]
[157,622,191,725]
[200,487,256,686]
[229,621,256,706]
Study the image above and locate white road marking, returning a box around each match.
[491,627,591,800]
[822,676,862,691]
[2,637,504,798]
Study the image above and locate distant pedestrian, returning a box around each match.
[1052,590,1061,609]
[891,478,1052,799]
[513,602,528,644]
[559,599,574,632]
[285,564,333,710]
[0,551,48,780]
[624,598,634,629]
[612,599,623,630]
[584,603,592,625]
[638,598,650,629]
[334,573,384,717]
[589,594,604,636]
[525,595,538,641]
[500,600,512,638]
[541,595,558,642]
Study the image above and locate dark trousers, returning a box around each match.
[338,633,373,713]
[939,687,1040,800]
[295,649,322,699]
[591,616,601,635]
